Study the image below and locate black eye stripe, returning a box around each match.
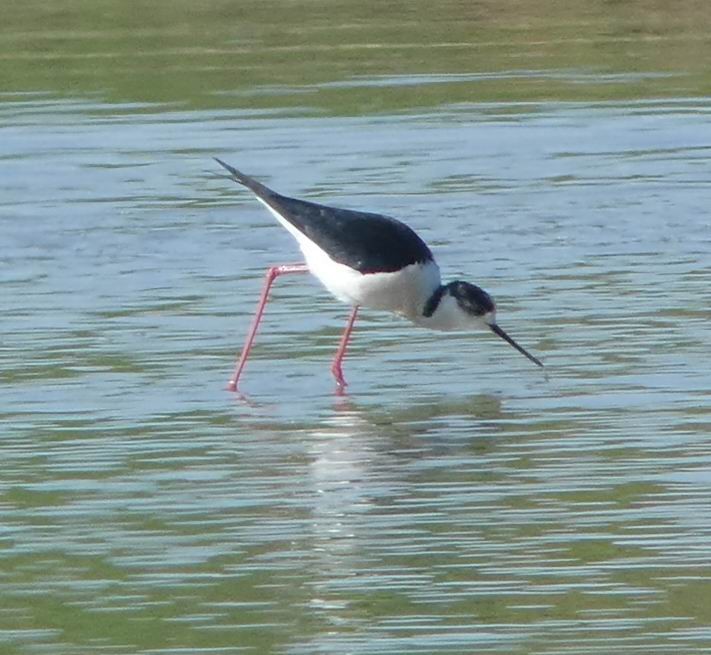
[452,281,495,316]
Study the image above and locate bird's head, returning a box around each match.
[441,281,544,368]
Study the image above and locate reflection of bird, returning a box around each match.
[215,158,543,392]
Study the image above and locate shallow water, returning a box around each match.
[2,2,711,654]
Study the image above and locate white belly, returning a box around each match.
[302,236,440,314]
[260,198,441,317]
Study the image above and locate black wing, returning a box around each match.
[215,158,433,274]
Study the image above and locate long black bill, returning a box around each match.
[490,323,544,368]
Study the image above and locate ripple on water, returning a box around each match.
[1,95,711,653]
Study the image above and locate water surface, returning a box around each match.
[2,2,711,654]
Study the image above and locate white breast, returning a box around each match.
[259,198,441,317]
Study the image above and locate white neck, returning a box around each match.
[411,286,495,332]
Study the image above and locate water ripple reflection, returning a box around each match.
[2,95,710,653]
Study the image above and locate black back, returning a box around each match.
[263,194,434,274]
[215,159,433,274]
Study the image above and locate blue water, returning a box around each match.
[2,94,711,653]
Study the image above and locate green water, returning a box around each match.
[2,1,711,654]
[5,0,711,112]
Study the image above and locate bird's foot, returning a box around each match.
[331,365,348,390]
[226,379,238,392]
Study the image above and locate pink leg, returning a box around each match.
[227,263,309,392]
[331,306,359,389]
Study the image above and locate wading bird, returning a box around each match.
[215,158,543,392]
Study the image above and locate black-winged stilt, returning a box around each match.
[215,158,543,392]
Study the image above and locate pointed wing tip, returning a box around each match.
[213,157,250,186]
[214,157,237,175]
[212,158,276,200]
